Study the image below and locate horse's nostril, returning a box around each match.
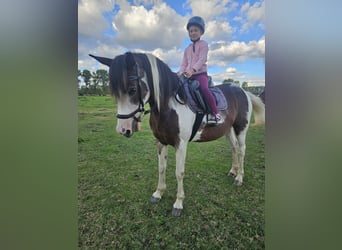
[123,129,131,138]
[121,128,126,133]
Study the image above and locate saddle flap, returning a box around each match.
[180,77,227,114]
[188,80,208,112]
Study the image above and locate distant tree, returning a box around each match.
[244,86,264,95]
[78,69,82,84]
[77,68,110,95]
[92,69,109,95]
[90,71,99,95]
[78,85,88,96]
[98,69,109,95]
[242,81,248,89]
[78,70,82,92]
[222,78,234,84]
[81,69,92,95]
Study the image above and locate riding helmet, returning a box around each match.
[186,16,205,34]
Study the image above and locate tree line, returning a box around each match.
[78,69,110,96]
[78,69,263,96]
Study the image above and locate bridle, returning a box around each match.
[116,63,148,122]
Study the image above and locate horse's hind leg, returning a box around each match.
[226,127,246,186]
[235,130,247,186]
[151,142,168,203]
[226,128,239,178]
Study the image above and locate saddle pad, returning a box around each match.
[183,82,228,113]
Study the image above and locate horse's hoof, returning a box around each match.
[172,208,183,217]
[228,172,236,178]
[234,179,243,186]
[150,196,161,203]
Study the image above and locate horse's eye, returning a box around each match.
[128,87,137,96]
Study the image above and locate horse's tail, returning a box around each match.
[246,91,265,126]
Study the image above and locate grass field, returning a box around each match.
[78,95,265,249]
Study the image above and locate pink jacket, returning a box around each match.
[179,39,208,74]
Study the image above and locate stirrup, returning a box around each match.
[207,114,223,124]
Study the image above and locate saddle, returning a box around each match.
[178,76,228,141]
[180,76,227,114]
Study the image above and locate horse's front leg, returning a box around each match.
[151,142,168,203]
[172,139,188,216]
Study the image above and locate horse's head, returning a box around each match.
[89,52,151,137]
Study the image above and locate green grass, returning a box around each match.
[78,96,265,249]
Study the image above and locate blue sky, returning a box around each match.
[78,0,265,86]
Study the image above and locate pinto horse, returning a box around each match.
[90,52,265,216]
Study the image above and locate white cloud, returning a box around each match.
[239,0,265,32]
[185,0,233,21]
[246,77,265,86]
[209,37,265,66]
[205,20,233,42]
[149,48,184,69]
[79,41,127,71]
[211,69,264,86]
[118,47,183,71]
[233,16,243,22]
[113,1,186,50]
[226,67,237,73]
[241,2,250,12]
[246,1,265,22]
[92,42,126,58]
[133,0,159,6]
[78,0,115,37]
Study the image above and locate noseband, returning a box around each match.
[116,63,147,122]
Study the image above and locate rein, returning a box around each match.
[175,75,189,105]
[116,63,150,121]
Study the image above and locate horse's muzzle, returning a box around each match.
[122,128,132,138]
[116,118,139,138]
[117,126,133,138]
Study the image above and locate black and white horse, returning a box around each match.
[90,52,265,216]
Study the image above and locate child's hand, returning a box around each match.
[184,69,195,78]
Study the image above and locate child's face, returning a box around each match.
[188,25,202,41]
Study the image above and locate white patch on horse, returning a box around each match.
[168,98,195,142]
[117,94,137,117]
[141,76,151,103]
[146,54,160,111]
[189,116,207,141]
[116,95,138,134]
[245,90,253,127]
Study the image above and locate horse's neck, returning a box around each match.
[147,74,179,113]
[148,99,170,114]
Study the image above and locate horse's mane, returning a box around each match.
[109,52,181,111]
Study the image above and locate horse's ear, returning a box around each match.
[89,54,112,67]
[125,52,136,70]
